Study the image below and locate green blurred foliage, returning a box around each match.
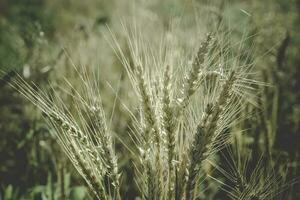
[0,0,55,72]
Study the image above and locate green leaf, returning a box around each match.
[4,185,13,199]
[69,186,87,200]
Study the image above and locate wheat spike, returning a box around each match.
[178,33,212,110]
[185,71,236,200]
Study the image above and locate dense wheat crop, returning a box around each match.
[1,0,299,199]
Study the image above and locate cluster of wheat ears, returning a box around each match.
[9,23,276,200]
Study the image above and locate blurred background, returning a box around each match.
[0,0,299,199]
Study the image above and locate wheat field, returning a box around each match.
[0,0,299,199]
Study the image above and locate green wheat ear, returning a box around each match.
[9,66,120,200]
[185,71,237,200]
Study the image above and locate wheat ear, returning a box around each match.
[135,65,163,199]
[178,33,212,110]
[88,104,120,199]
[69,144,108,200]
[185,71,236,200]
[161,65,176,199]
